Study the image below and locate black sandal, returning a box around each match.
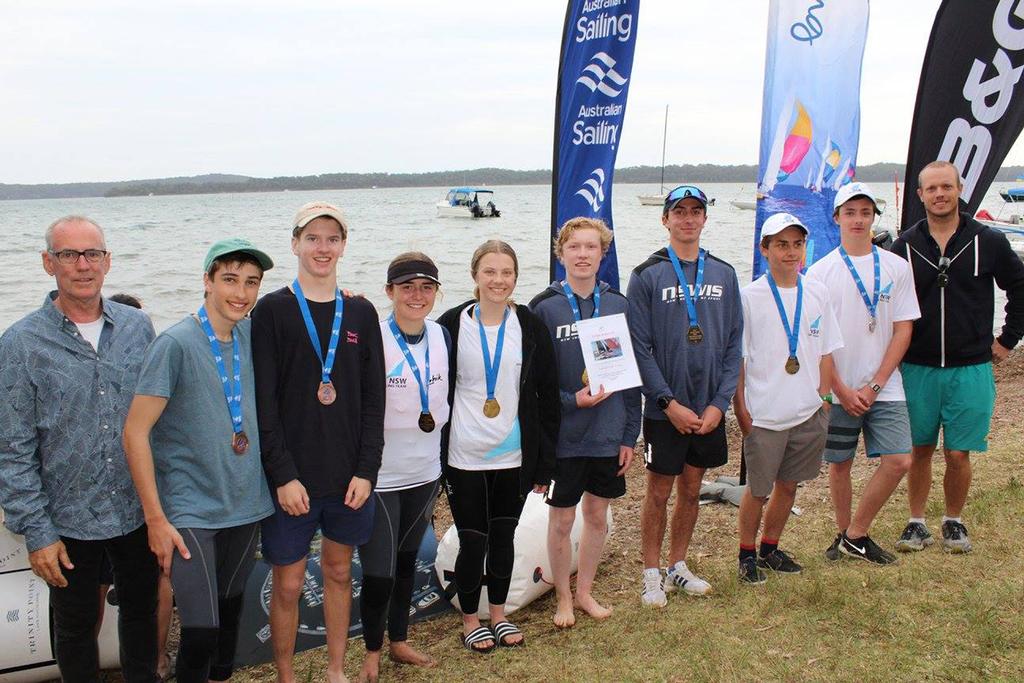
[491,621,525,648]
[461,626,496,654]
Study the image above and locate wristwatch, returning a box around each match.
[869,382,882,393]
[656,395,674,411]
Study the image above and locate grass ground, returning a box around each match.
[219,353,1024,681]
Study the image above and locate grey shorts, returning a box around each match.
[743,408,828,498]
[823,401,912,463]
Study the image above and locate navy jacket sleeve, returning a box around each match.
[626,269,672,403]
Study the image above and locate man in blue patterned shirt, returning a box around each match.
[0,216,160,683]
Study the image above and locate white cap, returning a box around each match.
[833,181,880,214]
[761,212,808,240]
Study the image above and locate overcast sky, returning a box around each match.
[4,1,1023,185]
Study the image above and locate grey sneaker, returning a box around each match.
[738,557,767,585]
[941,520,973,554]
[895,522,934,552]
[824,534,842,561]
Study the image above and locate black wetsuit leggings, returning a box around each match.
[444,466,526,615]
[357,479,440,652]
[170,523,259,683]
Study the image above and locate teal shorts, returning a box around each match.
[901,362,995,452]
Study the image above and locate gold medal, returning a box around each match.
[581,369,589,385]
[483,398,501,418]
[418,412,436,433]
[687,325,704,344]
[317,381,336,405]
[785,356,800,374]
[231,431,249,455]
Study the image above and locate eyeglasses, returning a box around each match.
[49,249,108,265]
[937,256,950,288]
[665,185,708,205]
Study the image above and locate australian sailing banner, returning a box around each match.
[901,1,1024,230]
[550,0,639,288]
[753,0,869,278]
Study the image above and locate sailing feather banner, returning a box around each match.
[753,0,870,278]
[901,0,1024,230]
[550,0,640,288]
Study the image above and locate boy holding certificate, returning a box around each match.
[733,213,842,584]
[530,217,641,628]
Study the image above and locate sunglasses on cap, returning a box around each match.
[665,185,708,205]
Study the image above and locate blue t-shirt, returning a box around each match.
[135,316,273,528]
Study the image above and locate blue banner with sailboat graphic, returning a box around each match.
[550,0,640,288]
[752,0,870,278]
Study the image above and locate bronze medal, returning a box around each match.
[687,325,704,344]
[785,356,800,375]
[231,431,249,455]
[418,412,436,433]
[317,381,337,405]
[483,398,501,418]
[581,369,589,385]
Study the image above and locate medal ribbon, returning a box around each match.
[475,304,510,402]
[560,280,600,321]
[666,246,705,328]
[196,306,244,436]
[838,245,880,321]
[387,316,430,417]
[292,278,344,385]
[766,272,803,362]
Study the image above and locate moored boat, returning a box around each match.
[436,188,501,218]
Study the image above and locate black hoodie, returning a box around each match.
[892,212,1024,367]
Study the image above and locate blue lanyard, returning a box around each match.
[196,306,244,435]
[560,280,601,321]
[292,279,344,385]
[387,316,430,415]
[475,304,510,402]
[666,247,705,328]
[766,273,803,360]
[838,245,880,321]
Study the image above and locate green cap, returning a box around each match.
[203,238,274,273]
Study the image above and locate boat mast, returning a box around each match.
[659,104,668,194]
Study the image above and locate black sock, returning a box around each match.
[739,545,757,562]
[759,540,778,558]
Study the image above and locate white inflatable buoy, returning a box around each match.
[1,524,121,683]
[434,494,614,618]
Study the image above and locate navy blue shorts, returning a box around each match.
[260,494,377,566]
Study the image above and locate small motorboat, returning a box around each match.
[975,210,1024,260]
[436,188,500,218]
[999,187,1024,202]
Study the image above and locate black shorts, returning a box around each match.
[643,417,728,475]
[546,456,625,508]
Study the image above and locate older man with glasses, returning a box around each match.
[0,215,160,682]
[892,161,1024,555]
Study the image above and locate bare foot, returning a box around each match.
[388,641,436,667]
[327,668,350,683]
[553,593,576,628]
[574,592,612,620]
[357,651,380,683]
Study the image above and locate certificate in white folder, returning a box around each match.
[575,313,642,395]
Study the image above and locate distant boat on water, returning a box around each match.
[436,188,501,218]
[638,105,669,206]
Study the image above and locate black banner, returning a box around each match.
[902,0,1024,229]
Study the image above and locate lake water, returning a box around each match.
[0,181,1011,332]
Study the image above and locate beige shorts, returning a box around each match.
[743,408,829,498]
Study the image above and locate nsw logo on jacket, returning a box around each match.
[661,283,724,303]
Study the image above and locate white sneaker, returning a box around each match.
[663,560,712,596]
[640,567,667,607]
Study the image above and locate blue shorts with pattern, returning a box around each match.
[823,401,912,464]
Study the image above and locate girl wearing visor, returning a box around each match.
[437,240,560,653]
[358,252,450,681]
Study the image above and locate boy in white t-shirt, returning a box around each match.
[733,213,843,584]
[806,183,920,565]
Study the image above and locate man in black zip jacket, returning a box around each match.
[891,160,1024,554]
